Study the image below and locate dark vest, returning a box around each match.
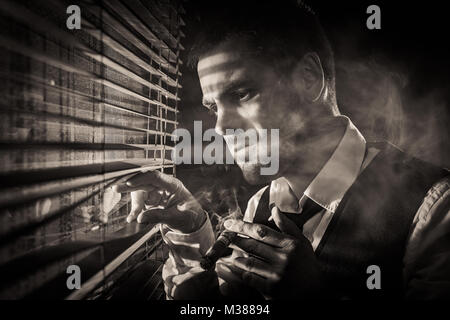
[255,142,448,299]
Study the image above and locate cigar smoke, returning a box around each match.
[199,187,242,270]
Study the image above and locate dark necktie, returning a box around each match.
[254,186,324,231]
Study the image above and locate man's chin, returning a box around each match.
[239,163,275,185]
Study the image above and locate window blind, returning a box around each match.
[0,0,184,299]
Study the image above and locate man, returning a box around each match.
[113,1,449,299]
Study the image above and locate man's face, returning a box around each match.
[198,44,309,184]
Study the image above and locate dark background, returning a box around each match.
[178,0,449,169]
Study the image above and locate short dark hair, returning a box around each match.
[187,0,336,105]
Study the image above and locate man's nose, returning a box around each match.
[214,105,248,136]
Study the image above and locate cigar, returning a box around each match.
[200,187,242,270]
[200,229,237,270]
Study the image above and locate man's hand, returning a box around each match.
[222,211,325,299]
[112,170,206,234]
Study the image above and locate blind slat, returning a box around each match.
[84,52,180,100]
[0,104,177,140]
[0,0,183,299]
[0,0,181,91]
[83,2,180,75]
[0,159,173,208]
[0,142,174,152]
[66,225,160,300]
[0,159,174,189]
[0,36,179,112]
[109,0,185,52]
[83,23,181,88]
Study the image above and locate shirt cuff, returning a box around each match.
[160,214,215,267]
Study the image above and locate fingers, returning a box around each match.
[126,190,167,223]
[233,256,277,280]
[216,262,246,284]
[126,191,145,223]
[224,219,293,247]
[113,184,156,193]
[230,237,282,262]
[137,207,180,225]
[144,190,164,208]
[271,207,303,238]
[112,171,189,208]
[241,271,270,294]
[126,170,184,194]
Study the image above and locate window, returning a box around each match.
[0,0,184,299]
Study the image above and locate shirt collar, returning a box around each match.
[270,116,366,213]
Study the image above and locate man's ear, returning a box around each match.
[292,52,325,103]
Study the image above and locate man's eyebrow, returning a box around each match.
[221,79,253,95]
[201,79,255,107]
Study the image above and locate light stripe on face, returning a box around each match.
[198,52,246,103]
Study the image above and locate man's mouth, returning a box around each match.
[232,143,260,164]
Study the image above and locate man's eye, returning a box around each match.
[236,89,255,102]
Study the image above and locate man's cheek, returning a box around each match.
[236,100,261,123]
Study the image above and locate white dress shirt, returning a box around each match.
[160,117,450,299]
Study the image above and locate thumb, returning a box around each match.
[127,191,145,223]
[136,207,185,230]
[271,206,303,238]
[127,206,142,223]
